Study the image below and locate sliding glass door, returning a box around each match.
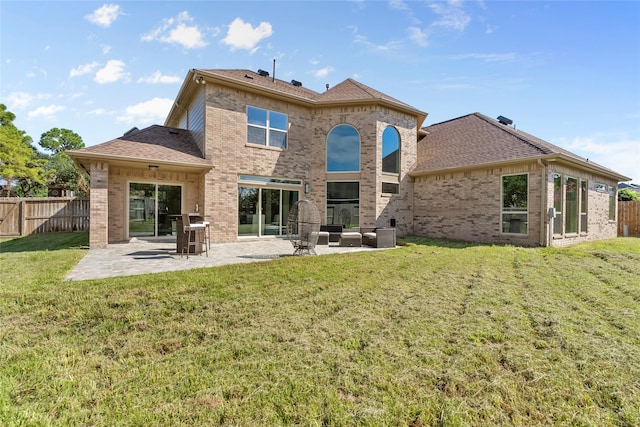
[237,177,300,237]
[129,182,182,238]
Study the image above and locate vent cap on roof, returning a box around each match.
[291,79,302,87]
[123,127,139,136]
[257,69,269,77]
[497,115,513,125]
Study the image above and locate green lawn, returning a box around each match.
[1,233,639,426]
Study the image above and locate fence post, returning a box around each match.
[20,199,26,236]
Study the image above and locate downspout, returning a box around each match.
[538,159,548,246]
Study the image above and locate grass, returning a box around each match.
[1,232,639,426]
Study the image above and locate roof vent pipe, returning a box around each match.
[291,79,302,87]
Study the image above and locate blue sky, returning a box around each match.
[2,0,639,182]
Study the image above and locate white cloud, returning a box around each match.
[408,27,429,47]
[142,11,207,49]
[94,60,129,84]
[314,67,334,79]
[222,18,272,53]
[85,4,123,28]
[137,71,182,84]
[390,0,410,10]
[117,97,173,125]
[558,133,640,182]
[27,104,64,120]
[102,45,112,55]
[6,92,51,110]
[87,108,110,116]
[354,35,404,54]
[70,61,99,78]
[428,0,471,31]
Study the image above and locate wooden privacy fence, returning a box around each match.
[0,198,89,237]
[618,201,640,238]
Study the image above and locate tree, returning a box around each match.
[39,128,89,196]
[619,188,640,201]
[0,104,46,193]
[40,127,84,153]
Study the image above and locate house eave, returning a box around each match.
[67,150,213,174]
[550,153,631,182]
[409,154,631,182]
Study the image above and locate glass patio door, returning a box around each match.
[237,186,299,237]
[129,183,182,238]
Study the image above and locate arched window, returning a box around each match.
[326,124,360,172]
[382,126,400,174]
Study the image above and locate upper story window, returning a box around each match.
[247,106,288,149]
[382,126,400,174]
[327,124,360,172]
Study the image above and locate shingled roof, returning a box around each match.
[200,69,321,102]
[67,125,211,170]
[315,78,421,112]
[412,112,628,180]
[166,69,426,125]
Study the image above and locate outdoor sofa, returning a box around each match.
[319,224,344,243]
[360,227,396,248]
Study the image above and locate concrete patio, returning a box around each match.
[66,237,387,281]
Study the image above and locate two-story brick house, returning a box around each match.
[68,68,629,249]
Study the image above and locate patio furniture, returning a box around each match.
[202,220,211,249]
[287,200,321,256]
[339,231,362,247]
[361,227,396,248]
[180,213,208,258]
[320,224,343,242]
[317,231,330,245]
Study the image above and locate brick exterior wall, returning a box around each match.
[104,165,201,243]
[413,162,544,247]
[89,162,109,249]
[88,75,621,248]
[193,84,419,242]
[413,161,619,247]
[546,164,619,247]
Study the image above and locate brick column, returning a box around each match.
[89,162,109,249]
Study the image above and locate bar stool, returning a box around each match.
[181,213,208,258]
[201,220,211,249]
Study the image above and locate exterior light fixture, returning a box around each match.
[305,183,310,194]
[195,76,206,85]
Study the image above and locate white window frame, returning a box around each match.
[246,106,288,149]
